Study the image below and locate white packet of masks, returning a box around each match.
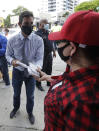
[28,63,40,77]
[16,61,40,77]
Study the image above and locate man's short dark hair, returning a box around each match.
[39,19,48,25]
[19,11,34,24]
[5,28,9,32]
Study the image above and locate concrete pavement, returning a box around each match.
[0,52,66,131]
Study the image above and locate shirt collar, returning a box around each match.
[19,31,32,40]
[51,64,99,81]
[63,64,99,82]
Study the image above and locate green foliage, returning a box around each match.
[4,6,29,27]
[12,6,28,16]
[63,11,69,17]
[4,15,11,27]
[75,0,99,12]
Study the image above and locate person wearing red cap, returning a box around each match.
[37,10,99,131]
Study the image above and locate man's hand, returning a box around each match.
[11,60,20,67]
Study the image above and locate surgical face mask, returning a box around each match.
[21,25,33,35]
[58,44,70,62]
[44,24,49,30]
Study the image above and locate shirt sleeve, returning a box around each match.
[33,38,44,68]
[0,36,7,56]
[6,39,14,64]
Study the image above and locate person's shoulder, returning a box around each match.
[35,29,40,33]
[35,29,42,37]
[0,34,7,43]
[8,33,20,43]
[0,34,7,40]
[31,32,43,41]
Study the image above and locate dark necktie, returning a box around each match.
[22,38,29,77]
[22,38,28,64]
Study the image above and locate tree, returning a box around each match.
[4,14,11,27]
[0,17,4,27]
[3,6,29,27]
[75,0,99,12]
[62,11,69,17]
[12,6,28,16]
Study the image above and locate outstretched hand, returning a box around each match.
[36,68,53,82]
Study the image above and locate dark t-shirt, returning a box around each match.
[35,29,53,55]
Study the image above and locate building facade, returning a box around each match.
[40,0,79,22]
[40,0,79,13]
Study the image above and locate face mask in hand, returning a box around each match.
[58,44,70,62]
[21,25,33,35]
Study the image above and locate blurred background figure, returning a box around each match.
[0,34,10,88]
[51,21,62,32]
[35,19,56,91]
[33,25,37,33]
[51,21,62,50]
[4,28,9,38]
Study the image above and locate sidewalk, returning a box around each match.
[0,52,66,131]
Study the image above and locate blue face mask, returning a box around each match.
[44,24,49,30]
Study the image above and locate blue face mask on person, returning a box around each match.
[44,24,49,30]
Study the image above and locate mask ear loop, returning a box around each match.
[56,40,70,46]
[79,44,87,48]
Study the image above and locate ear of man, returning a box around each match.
[70,42,77,57]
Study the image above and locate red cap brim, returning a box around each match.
[48,31,65,40]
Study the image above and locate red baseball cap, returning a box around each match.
[48,10,99,46]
